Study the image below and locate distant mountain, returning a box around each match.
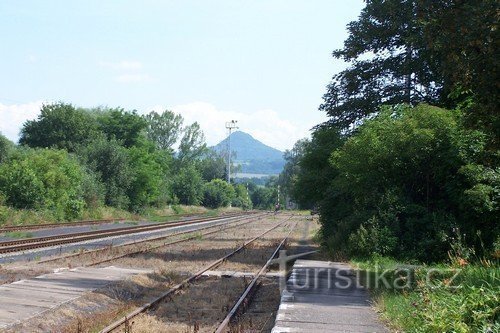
[212,131,285,176]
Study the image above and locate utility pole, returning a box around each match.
[225,120,238,184]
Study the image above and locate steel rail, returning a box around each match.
[99,215,294,333]
[214,220,297,333]
[0,212,243,233]
[37,213,268,265]
[0,212,254,254]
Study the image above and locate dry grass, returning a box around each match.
[0,264,50,285]
[2,269,183,333]
[130,276,248,333]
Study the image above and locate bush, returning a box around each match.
[202,179,235,209]
[319,104,498,261]
[0,149,85,219]
[77,138,132,209]
[171,165,204,205]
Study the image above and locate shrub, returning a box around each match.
[171,165,204,205]
[202,179,235,209]
[0,149,85,219]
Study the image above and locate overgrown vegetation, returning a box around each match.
[279,0,499,330]
[0,105,264,226]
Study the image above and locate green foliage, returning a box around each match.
[197,151,227,182]
[289,127,344,208]
[77,138,132,209]
[178,122,207,162]
[232,184,252,210]
[356,257,500,333]
[144,110,183,152]
[202,179,235,209]
[171,165,204,205]
[0,133,14,164]
[127,144,171,212]
[316,104,498,261]
[96,108,147,148]
[320,0,444,131]
[19,103,99,152]
[0,149,85,219]
[250,186,274,210]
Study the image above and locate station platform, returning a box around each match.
[271,260,388,333]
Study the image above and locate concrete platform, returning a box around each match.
[0,266,150,328]
[272,260,388,333]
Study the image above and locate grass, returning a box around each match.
[351,256,500,332]
[2,231,34,239]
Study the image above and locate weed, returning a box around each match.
[3,231,34,239]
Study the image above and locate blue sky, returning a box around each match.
[0,0,364,150]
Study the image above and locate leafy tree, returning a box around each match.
[19,103,99,152]
[127,143,170,212]
[232,184,252,210]
[197,151,227,182]
[202,179,235,209]
[96,108,147,148]
[320,0,446,131]
[77,138,132,209]
[320,104,498,261]
[291,127,344,208]
[250,186,275,210]
[171,165,204,205]
[178,122,207,162]
[278,138,309,206]
[0,133,14,164]
[0,149,85,219]
[420,0,499,137]
[144,110,183,152]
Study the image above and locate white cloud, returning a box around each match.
[149,102,314,151]
[99,60,143,70]
[115,74,152,83]
[0,101,46,142]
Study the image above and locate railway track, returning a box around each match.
[35,212,268,266]
[0,212,254,254]
[0,212,234,233]
[99,215,294,333]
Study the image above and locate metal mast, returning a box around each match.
[225,120,238,183]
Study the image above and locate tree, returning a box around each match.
[250,186,274,210]
[232,184,252,210]
[178,122,207,162]
[320,0,445,131]
[291,127,344,208]
[197,151,227,182]
[96,108,147,148]
[144,110,184,152]
[419,0,499,140]
[171,165,204,205]
[278,138,309,206]
[77,138,132,209]
[202,179,235,209]
[19,103,99,152]
[0,133,14,164]
[0,149,85,219]
[127,144,169,212]
[320,104,498,261]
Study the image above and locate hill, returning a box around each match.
[212,131,285,176]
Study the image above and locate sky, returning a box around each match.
[0,0,365,151]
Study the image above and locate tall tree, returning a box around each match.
[19,103,99,152]
[178,122,207,162]
[420,0,499,139]
[144,110,184,152]
[0,132,14,164]
[96,108,147,148]
[320,0,444,130]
